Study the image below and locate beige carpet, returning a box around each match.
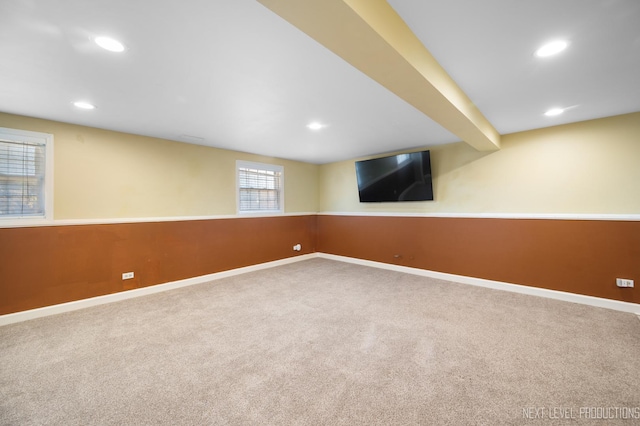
[1,258,639,425]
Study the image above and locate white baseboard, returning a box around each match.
[318,253,640,315]
[0,254,317,327]
[3,252,638,326]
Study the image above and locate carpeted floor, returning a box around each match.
[1,258,639,425]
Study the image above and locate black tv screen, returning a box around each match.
[355,150,433,202]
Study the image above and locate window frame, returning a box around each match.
[236,160,284,215]
[0,127,54,224]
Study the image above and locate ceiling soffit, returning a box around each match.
[258,0,501,151]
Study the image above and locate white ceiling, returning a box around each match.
[1,0,639,164]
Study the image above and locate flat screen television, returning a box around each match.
[355,150,433,202]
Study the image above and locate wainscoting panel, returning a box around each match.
[0,215,317,315]
[317,215,639,304]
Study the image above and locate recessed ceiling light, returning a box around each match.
[307,122,324,130]
[73,101,96,110]
[535,40,568,57]
[94,36,125,53]
[544,107,564,117]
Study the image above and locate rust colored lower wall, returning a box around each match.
[2,214,638,315]
[0,215,317,315]
[317,215,640,304]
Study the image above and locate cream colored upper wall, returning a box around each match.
[0,113,318,219]
[4,111,639,219]
[319,112,640,214]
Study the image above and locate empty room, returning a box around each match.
[1,0,639,424]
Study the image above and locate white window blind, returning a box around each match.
[237,161,283,213]
[0,128,52,220]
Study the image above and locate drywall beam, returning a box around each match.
[258,0,500,151]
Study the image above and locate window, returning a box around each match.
[236,160,283,214]
[0,127,53,221]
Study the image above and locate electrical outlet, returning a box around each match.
[616,278,634,288]
[122,272,134,280]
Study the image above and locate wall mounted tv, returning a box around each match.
[355,150,433,202]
